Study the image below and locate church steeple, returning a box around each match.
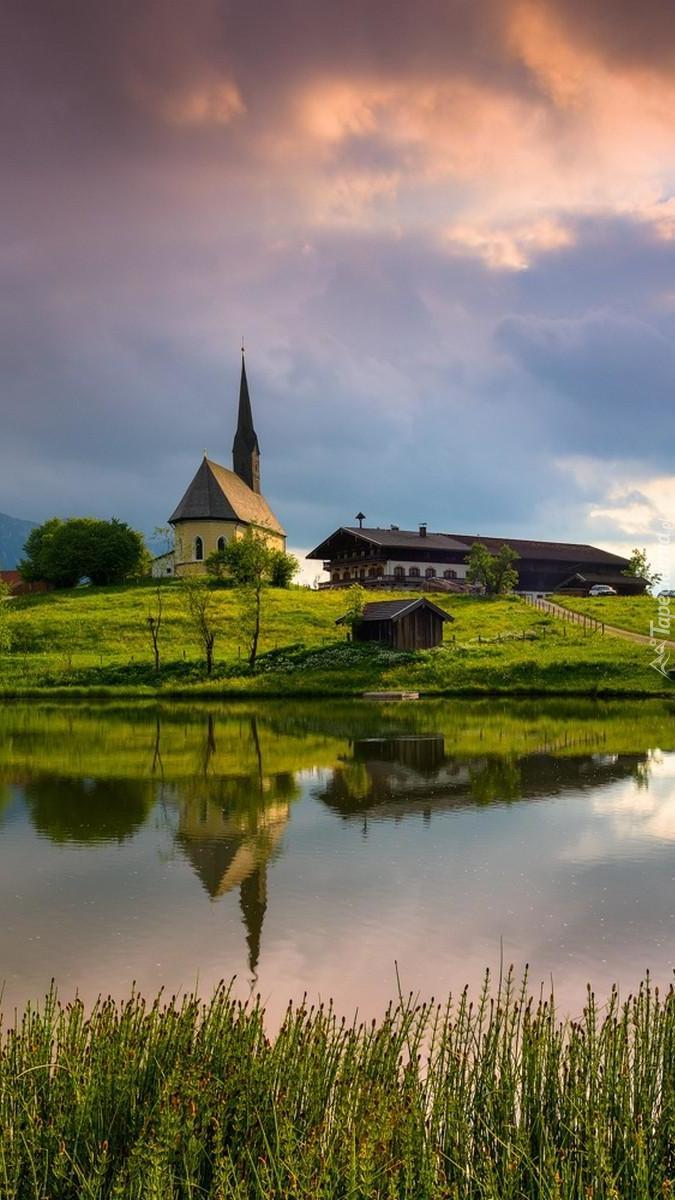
[232,350,261,494]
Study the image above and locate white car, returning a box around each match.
[588,584,617,596]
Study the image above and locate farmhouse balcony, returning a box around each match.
[317,574,469,594]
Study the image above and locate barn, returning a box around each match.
[339,598,453,650]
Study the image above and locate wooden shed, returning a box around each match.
[338,598,453,650]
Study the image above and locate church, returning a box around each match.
[155,354,286,577]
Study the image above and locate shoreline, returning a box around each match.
[1,682,674,700]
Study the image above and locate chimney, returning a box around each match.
[419,523,427,538]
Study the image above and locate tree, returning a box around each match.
[19,517,146,588]
[343,584,366,636]
[146,585,163,672]
[180,577,218,675]
[220,528,283,669]
[205,549,230,582]
[464,543,494,593]
[269,548,299,588]
[622,548,661,591]
[153,525,174,554]
[465,542,519,595]
[491,544,520,595]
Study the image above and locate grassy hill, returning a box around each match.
[554,594,663,638]
[1,580,672,696]
[0,511,36,570]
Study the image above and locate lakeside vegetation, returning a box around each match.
[0,581,671,696]
[1,975,672,1199]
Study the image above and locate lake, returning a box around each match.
[1,698,674,1021]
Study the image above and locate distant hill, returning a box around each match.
[0,513,37,570]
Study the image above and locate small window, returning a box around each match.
[194,536,204,562]
[394,566,404,579]
[342,571,350,581]
[376,566,384,577]
[217,536,226,553]
[409,567,420,578]
[359,568,366,579]
[332,572,340,583]
[443,569,457,580]
[425,567,436,579]
[368,567,377,578]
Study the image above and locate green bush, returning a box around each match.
[19,517,146,588]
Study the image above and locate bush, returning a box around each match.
[19,518,146,589]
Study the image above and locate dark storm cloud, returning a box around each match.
[2,0,675,555]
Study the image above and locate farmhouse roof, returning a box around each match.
[169,456,285,535]
[308,526,628,565]
[337,598,454,625]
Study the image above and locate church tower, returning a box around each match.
[232,351,261,494]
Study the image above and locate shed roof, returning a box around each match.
[169,456,285,535]
[337,598,454,625]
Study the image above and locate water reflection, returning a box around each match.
[157,714,297,975]
[318,735,646,818]
[0,699,674,1016]
[24,777,154,844]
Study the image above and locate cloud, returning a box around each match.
[2,0,675,552]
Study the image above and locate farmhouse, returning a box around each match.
[155,354,285,577]
[308,523,645,596]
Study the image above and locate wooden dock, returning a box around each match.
[362,691,419,701]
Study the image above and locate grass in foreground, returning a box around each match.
[1,975,673,1199]
[0,582,671,696]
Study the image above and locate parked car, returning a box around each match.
[658,589,675,598]
[588,584,617,596]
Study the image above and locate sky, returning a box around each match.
[3,0,675,581]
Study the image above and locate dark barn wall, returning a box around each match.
[395,609,444,649]
[354,609,445,650]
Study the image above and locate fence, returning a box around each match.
[523,593,605,634]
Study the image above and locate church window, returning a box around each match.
[425,567,436,579]
[332,572,340,583]
[376,566,384,577]
[194,536,204,562]
[443,569,457,580]
[368,567,377,577]
[342,571,350,581]
[409,567,420,578]
[217,536,226,552]
[394,566,404,579]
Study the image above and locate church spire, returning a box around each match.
[239,863,267,980]
[232,349,261,494]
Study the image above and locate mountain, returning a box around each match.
[0,513,37,570]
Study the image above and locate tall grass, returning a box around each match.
[1,974,673,1198]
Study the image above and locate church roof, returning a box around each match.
[169,456,285,535]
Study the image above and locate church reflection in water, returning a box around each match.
[167,716,296,978]
[6,710,652,978]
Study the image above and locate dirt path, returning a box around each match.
[531,597,675,652]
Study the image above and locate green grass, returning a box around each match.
[1,974,672,1199]
[553,595,666,639]
[0,582,672,697]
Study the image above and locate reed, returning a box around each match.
[1,974,673,1198]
